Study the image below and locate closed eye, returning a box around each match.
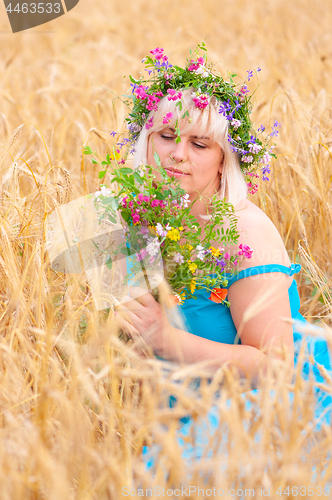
[161,134,175,141]
[193,142,206,149]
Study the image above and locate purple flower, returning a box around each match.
[219,100,231,116]
[247,70,253,81]
[110,131,117,137]
[257,67,261,72]
[262,175,269,181]
[262,165,271,175]
[216,258,226,268]
[258,125,265,133]
[246,135,257,145]
[270,121,281,137]
[233,100,242,112]
[154,60,173,71]
[130,83,139,94]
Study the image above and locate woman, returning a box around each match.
[116,50,332,467]
[120,94,326,377]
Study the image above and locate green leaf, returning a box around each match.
[128,174,135,186]
[119,247,130,256]
[154,152,161,167]
[91,159,98,164]
[121,211,130,222]
[106,257,113,270]
[101,161,108,165]
[83,146,92,155]
[119,167,133,174]
[99,171,106,178]
[133,172,144,184]
[175,136,181,144]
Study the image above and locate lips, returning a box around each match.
[164,167,190,176]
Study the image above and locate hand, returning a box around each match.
[115,286,167,353]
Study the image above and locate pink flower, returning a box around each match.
[247,181,258,195]
[136,249,148,261]
[238,244,253,259]
[135,85,149,100]
[188,57,205,71]
[146,95,159,111]
[150,47,164,60]
[145,117,154,129]
[167,89,182,101]
[224,252,230,260]
[163,112,174,124]
[192,94,209,110]
[121,195,128,208]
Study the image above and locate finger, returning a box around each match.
[128,286,156,307]
[115,310,141,336]
[119,295,146,318]
[117,303,147,332]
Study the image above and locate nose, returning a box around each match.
[169,139,188,164]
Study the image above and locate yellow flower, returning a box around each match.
[148,225,156,235]
[179,226,184,231]
[167,228,180,241]
[180,243,193,250]
[209,246,221,257]
[110,150,121,161]
[190,279,196,294]
[188,261,197,273]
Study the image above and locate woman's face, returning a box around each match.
[146,123,224,199]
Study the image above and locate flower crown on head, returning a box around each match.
[121,42,279,194]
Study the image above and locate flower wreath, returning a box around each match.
[121,42,279,195]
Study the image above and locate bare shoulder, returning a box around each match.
[226,199,291,269]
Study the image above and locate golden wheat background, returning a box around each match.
[0,0,332,497]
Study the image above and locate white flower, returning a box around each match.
[261,152,272,164]
[231,119,242,130]
[173,252,184,264]
[248,143,262,154]
[146,238,160,257]
[135,161,146,177]
[195,65,210,78]
[196,244,206,261]
[94,186,112,201]
[241,155,254,163]
[156,223,170,238]
[180,193,190,208]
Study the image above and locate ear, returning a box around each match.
[219,150,225,174]
[218,155,224,176]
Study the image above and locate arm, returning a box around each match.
[117,203,294,381]
[116,273,294,383]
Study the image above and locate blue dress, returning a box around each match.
[142,263,332,470]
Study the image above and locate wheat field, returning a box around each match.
[0,0,332,498]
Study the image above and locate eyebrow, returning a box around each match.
[166,127,211,141]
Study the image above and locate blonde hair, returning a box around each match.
[131,88,248,206]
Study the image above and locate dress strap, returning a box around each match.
[225,262,302,287]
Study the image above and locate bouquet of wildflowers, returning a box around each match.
[84,148,253,307]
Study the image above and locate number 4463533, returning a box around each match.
[6,3,61,14]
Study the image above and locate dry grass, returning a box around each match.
[0,0,332,497]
